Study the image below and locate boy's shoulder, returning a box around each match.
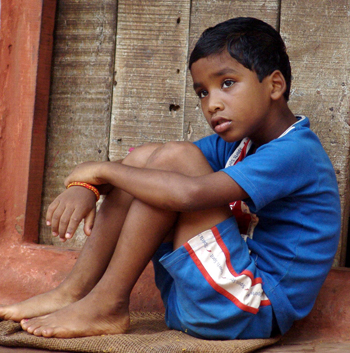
[250,116,334,179]
[259,116,329,163]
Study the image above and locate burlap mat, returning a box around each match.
[0,312,280,352]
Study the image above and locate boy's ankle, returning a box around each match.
[56,282,89,302]
[89,288,130,314]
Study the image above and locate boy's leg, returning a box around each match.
[0,143,162,322]
[20,142,232,338]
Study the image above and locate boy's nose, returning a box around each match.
[208,93,224,114]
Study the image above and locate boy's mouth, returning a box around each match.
[212,118,232,133]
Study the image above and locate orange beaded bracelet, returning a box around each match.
[67,182,100,201]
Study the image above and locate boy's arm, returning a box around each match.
[65,161,248,212]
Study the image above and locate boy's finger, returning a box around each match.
[50,204,67,237]
[83,208,96,236]
[57,207,76,240]
[64,208,87,240]
[46,199,60,226]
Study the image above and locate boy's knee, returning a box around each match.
[122,142,163,168]
[146,141,212,175]
[146,141,193,167]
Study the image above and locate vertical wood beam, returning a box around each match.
[24,0,57,243]
[0,0,55,244]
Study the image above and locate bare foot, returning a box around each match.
[20,294,130,338]
[0,286,81,322]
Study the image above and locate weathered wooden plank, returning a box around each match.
[280,0,350,266]
[109,0,191,161]
[39,0,117,248]
[183,0,281,142]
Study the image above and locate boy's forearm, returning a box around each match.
[99,162,193,211]
[98,162,246,212]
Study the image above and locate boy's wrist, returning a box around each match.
[99,161,114,185]
[67,182,100,201]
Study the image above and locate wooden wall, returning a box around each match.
[39,0,350,266]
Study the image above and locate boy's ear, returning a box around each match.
[269,70,287,100]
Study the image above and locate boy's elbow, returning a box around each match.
[170,183,203,212]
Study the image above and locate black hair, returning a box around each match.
[189,17,291,101]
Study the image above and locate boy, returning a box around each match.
[0,17,340,339]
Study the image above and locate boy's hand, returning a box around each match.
[64,161,107,187]
[46,186,97,242]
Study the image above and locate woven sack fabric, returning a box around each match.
[0,312,280,353]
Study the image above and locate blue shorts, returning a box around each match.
[152,216,278,340]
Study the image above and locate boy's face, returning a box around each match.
[190,51,274,145]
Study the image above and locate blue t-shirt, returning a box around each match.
[194,116,341,334]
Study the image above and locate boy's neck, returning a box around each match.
[251,103,297,148]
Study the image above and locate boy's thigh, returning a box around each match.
[153,216,276,340]
[173,206,232,249]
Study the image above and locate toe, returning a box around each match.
[21,319,42,334]
[33,325,54,337]
[41,327,58,338]
[20,318,31,330]
[33,327,43,336]
[20,318,28,326]
[41,328,52,338]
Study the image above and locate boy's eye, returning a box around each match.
[198,90,208,99]
[222,80,235,88]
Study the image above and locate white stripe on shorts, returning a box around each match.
[184,226,270,314]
